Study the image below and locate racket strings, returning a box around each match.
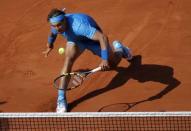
[68,74,85,90]
[54,67,101,90]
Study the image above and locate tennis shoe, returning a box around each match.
[112,40,133,61]
[56,102,67,113]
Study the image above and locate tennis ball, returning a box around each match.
[58,47,65,55]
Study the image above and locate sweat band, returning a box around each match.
[101,49,109,60]
[50,14,65,24]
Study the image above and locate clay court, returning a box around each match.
[0,0,190,112]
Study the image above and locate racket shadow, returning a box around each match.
[0,101,7,105]
[98,99,148,112]
[0,101,7,112]
[69,55,181,111]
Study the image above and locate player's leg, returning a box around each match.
[57,42,84,113]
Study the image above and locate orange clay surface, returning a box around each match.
[0,0,191,112]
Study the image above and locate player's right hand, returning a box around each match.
[99,60,110,71]
[42,48,52,57]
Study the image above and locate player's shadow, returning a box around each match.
[68,55,181,111]
[0,101,7,106]
[0,101,7,112]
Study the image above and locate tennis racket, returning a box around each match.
[54,67,101,90]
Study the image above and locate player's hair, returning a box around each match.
[47,8,66,22]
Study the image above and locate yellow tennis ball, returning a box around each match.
[58,47,65,55]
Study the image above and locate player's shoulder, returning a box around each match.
[67,13,90,27]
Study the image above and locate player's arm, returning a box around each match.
[42,31,57,57]
[74,22,110,70]
[92,30,108,51]
[92,30,110,70]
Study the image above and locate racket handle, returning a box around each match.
[91,67,102,73]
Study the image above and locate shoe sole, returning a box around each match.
[123,47,133,60]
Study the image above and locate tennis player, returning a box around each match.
[42,8,133,113]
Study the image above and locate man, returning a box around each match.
[43,8,133,113]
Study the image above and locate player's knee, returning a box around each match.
[65,46,80,61]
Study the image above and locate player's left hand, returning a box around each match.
[42,48,52,57]
[99,60,110,71]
